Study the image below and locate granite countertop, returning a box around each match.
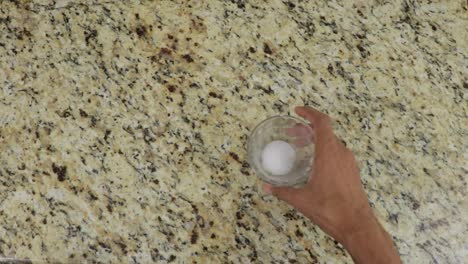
[0,1,467,263]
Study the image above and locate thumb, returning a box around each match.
[263,183,301,205]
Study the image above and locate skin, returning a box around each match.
[263,106,401,264]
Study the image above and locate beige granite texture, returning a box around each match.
[0,0,467,263]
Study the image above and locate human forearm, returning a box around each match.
[264,107,401,264]
[342,215,401,264]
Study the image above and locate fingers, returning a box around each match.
[295,106,336,150]
[292,138,310,148]
[295,106,331,128]
[286,123,314,147]
[263,183,302,205]
[286,123,311,137]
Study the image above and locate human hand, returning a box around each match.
[263,106,401,263]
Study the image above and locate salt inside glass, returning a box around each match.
[261,140,296,175]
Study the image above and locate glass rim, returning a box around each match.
[248,115,312,145]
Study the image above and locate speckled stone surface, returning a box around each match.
[0,0,467,263]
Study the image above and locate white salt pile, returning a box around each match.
[261,140,296,175]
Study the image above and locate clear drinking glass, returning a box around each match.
[247,116,315,187]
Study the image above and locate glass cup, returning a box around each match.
[247,116,315,187]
